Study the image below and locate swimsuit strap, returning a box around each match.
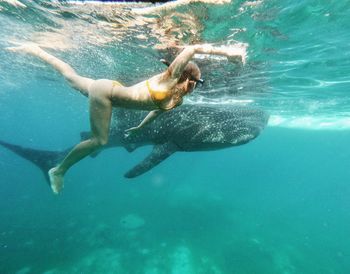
[110,80,124,98]
[112,80,123,87]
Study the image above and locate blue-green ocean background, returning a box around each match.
[1,0,350,273]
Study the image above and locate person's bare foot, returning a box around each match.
[48,167,64,194]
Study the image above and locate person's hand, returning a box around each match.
[124,126,140,138]
[225,46,247,65]
[6,42,41,54]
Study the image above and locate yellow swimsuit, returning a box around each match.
[146,80,179,110]
[112,80,124,88]
[111,80,180,110]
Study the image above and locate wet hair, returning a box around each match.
[160,59,202,105]
[178,61,201,84]
[160,59,202,84]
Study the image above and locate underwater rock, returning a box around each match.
[142,245,195,274]
[171,246,194,274]
[43,248,123,274]
[120,214,145,229]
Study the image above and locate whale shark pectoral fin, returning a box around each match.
[124,142,179,178]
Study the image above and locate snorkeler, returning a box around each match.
[7,43,245,194]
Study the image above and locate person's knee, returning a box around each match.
[90,137,108,147]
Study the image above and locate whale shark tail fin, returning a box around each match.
[0,140,68,186]
[124,142,179,178]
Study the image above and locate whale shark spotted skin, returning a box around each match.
[0,105,268,182]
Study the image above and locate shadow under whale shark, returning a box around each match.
[0,104,269,184]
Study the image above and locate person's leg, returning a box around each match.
[49,93,112,194]
[7,44,94,96]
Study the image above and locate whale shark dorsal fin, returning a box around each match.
[80,131,91,141]
[124,142,179,178]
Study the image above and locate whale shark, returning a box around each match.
[0,105,268,182]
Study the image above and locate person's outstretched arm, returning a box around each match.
[124,109,164,136]
[166,44,246,81]
[133,0,231,15]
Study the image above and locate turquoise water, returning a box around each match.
[1,0,350,273]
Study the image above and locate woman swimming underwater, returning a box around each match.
[8,43,245,194]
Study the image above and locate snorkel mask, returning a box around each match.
[195,78,205,85]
